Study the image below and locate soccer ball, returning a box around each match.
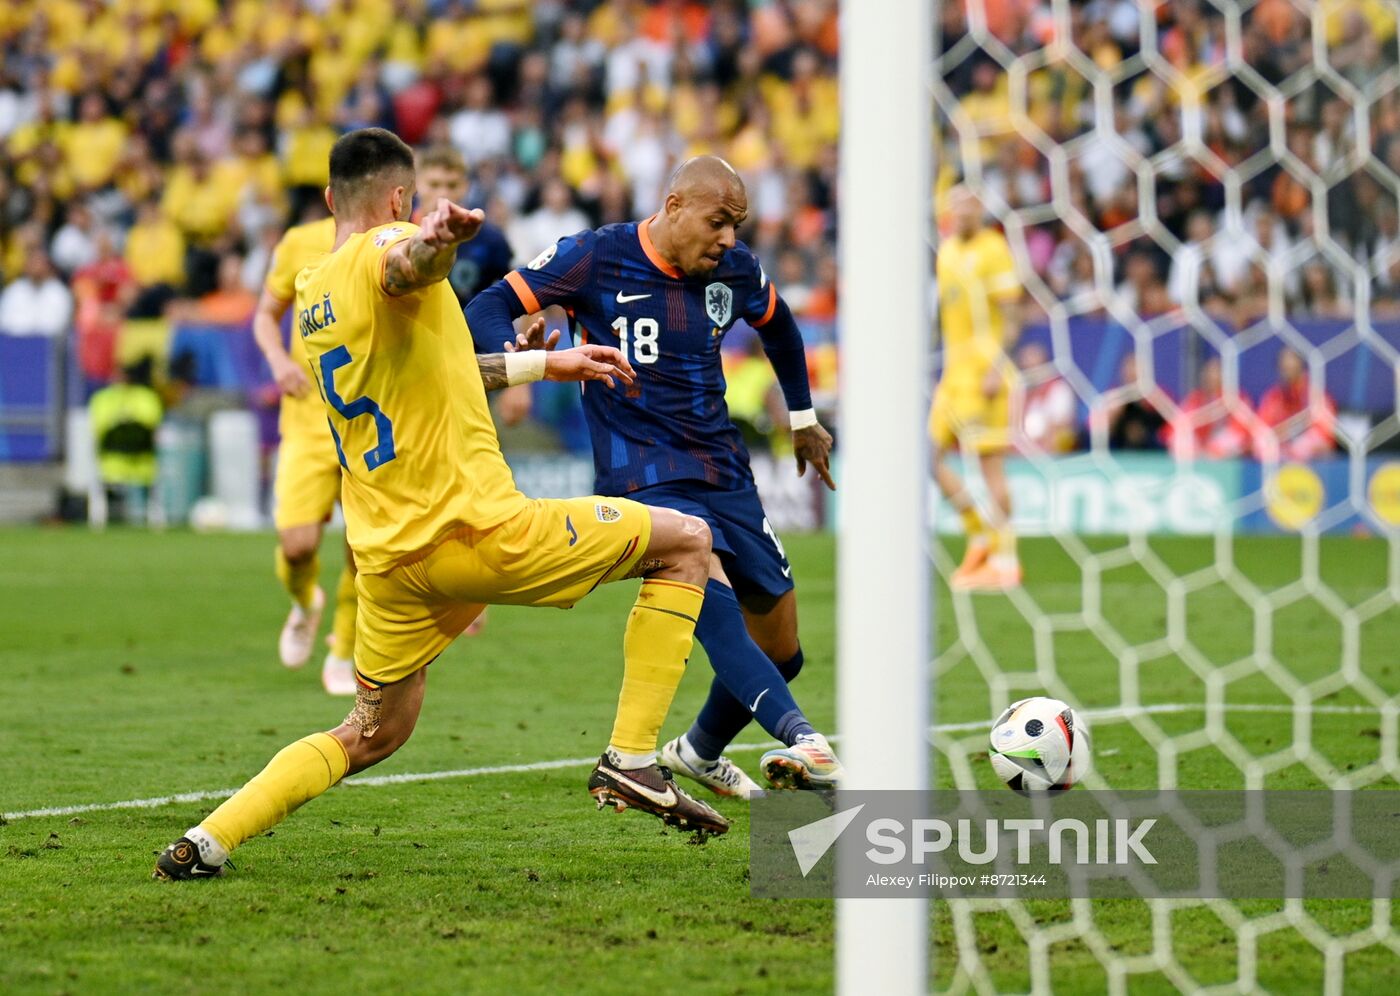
[988,697,1091,791]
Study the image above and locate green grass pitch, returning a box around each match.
[0,528,1395,994]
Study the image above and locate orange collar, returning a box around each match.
[638,215,682,279]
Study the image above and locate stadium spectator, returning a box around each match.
[1168,210,1233,313]
[196,253,257,326]
[508,177,592,262]
[1295,260,1350,317]
[1116,251,1174,318]
[72,228,136,384]
[1167,356,1257,460]
[50,199,100,276]
[0,249,72,337]
[124,200,186,291]
[448,76,512,164]
[1256,346,1337,461]
[1016,342,1078,455]
[1093,353,1172,451]
[88,356,163,525]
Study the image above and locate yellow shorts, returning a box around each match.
[273,421,343,530]
[354,495,652,685]
[929,377,1012,454]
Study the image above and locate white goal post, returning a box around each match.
[836,0,933,993]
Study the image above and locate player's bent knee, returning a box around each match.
[681,514,712,560]
[336,683,414,773]
[775,647,804,683]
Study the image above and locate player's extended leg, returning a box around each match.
[933,448,991,582]
[153,666,433,880]
[322,537,358,695]
[955,449,1021,591]
[586,507,730,833]
[275,523,326,669]
[662,561,840,795]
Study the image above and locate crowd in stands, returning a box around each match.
[935,0,1393,461]
[940,0,1400,327]
[0,0,1381,468]
[0,0,841,449]
[1017,343,1337,461]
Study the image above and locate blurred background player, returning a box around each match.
[156,130,726,881]
[250,205,356,695]
[468,156,843,794]
[413,145,514,310]
[930,186,1025,592]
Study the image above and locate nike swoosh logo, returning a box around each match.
[601,763,677,807]
[616,292,651,303]
[749,688,769,712]
[189,867,218,876]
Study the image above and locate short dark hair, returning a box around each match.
[328,128,415,206]
[418,144,467,174]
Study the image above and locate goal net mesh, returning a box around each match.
[929,1,1399,990]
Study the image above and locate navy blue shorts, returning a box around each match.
[629,482,794,601]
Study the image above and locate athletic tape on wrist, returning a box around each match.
[504,350,547,386]
[790,408,818,430]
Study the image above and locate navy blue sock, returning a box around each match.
[686,584,812,759]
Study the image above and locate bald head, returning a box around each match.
[651,155,748,277]
[667,155,745,200]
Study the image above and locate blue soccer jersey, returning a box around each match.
[487,218,793,494]
[448,220,513,309]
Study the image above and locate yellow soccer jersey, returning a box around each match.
[295,221,526,573]
[265,217,336,437]
[937,227,1021,380]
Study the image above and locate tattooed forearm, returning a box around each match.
[382,236,456,296]
[477,353,509,391]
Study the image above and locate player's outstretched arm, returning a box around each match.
[251,286,309,398]
[382,198,485,296]
[476,345,636,392]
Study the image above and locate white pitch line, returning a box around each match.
[1,702,1383,823]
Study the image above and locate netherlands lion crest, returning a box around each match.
[595,503,622,523]
[704,282,733,326]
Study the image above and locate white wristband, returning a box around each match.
[504,350,547,386]
[790,408,818,430]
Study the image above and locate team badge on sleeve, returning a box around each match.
[374,226,405,247]
[705,282,733,326]
[595,503,622,523]
[527,244,558,270]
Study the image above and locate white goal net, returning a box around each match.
[929,1,1400,991]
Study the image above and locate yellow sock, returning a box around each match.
[609,579,703,757]
[960,505,985,542]
[994,524,1017,563]
[275,548,319,610]
[201,732,349,853]
[329,566,357,659]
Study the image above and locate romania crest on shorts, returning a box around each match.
[595,503,622,523]
[705,282,732,326]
